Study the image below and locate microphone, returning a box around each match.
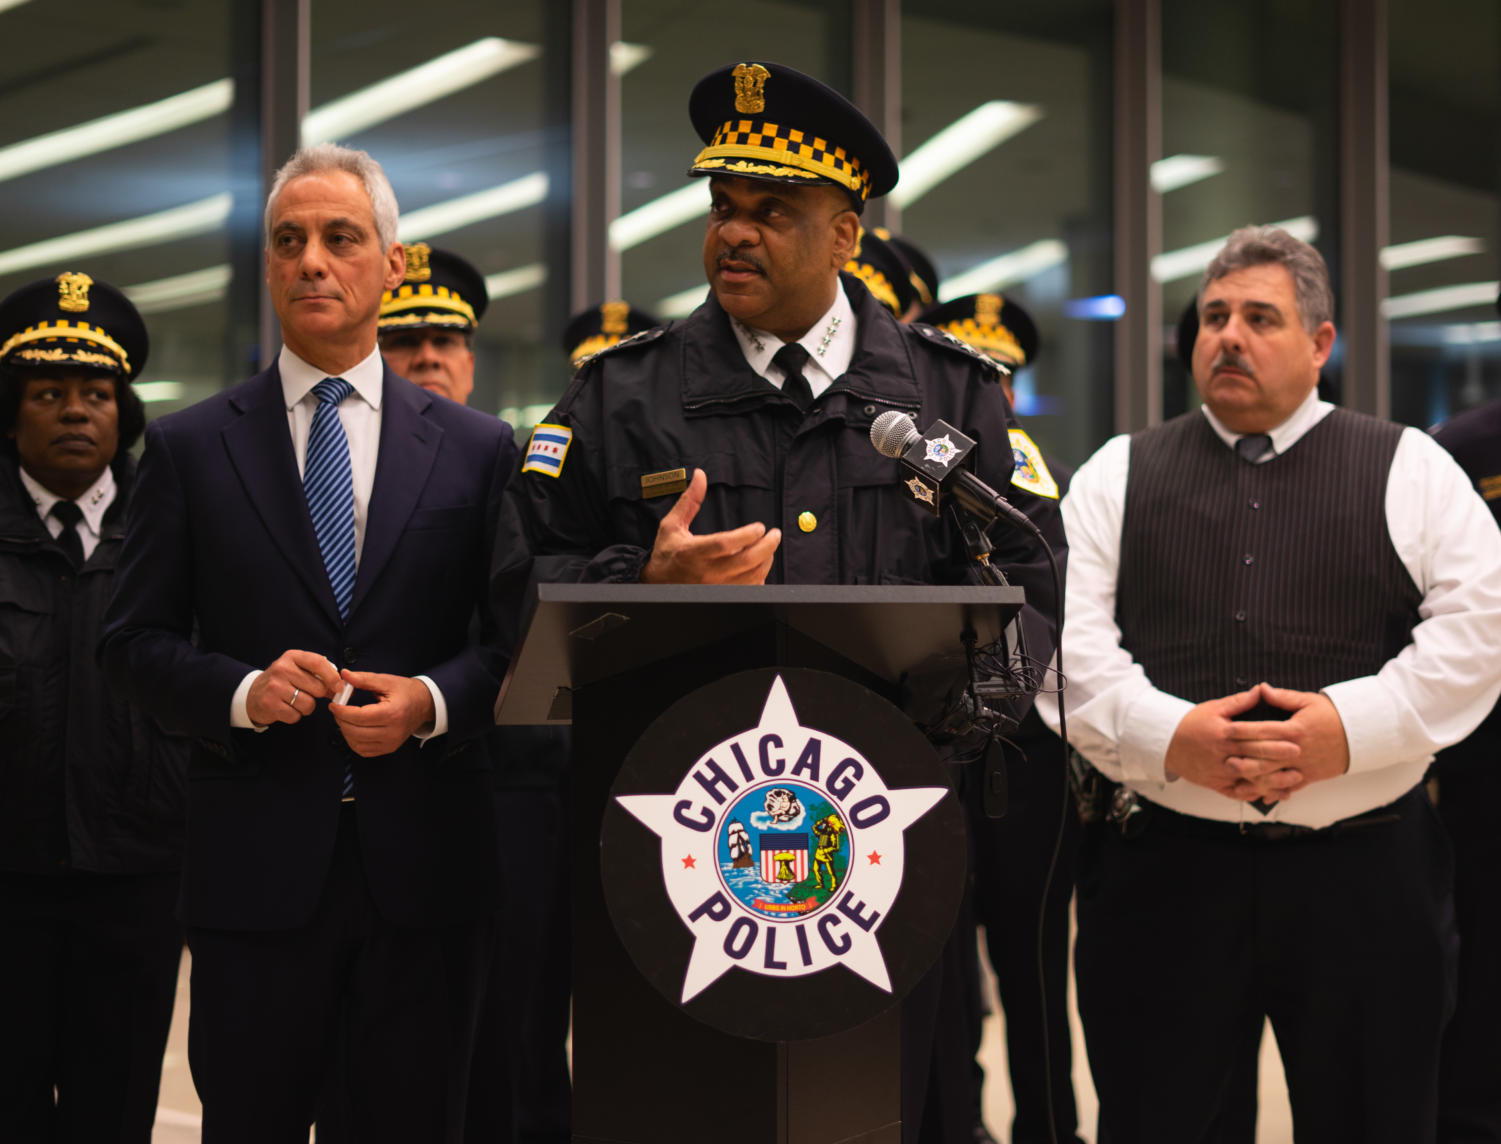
[868,410,1034,532]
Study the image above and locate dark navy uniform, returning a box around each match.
[1430,395,1501,1144]
[495,270,1065,1143]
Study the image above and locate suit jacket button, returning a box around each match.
[327,734,343,750]
[343,647,358,665]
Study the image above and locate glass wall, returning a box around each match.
[1158,0,1340,421]
[0,0,231,421]
[309,0,549,422]
[1386,0,1501,429]
[901,0,1116,468]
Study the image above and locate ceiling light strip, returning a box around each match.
[939,239,1069,297]
[890,101,1043,210]
[1152,216,1318,283]
[0,193,232,278]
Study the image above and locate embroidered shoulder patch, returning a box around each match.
[1008,429,1058,499]
[1479,473,1501,502]
[522,423,573,478]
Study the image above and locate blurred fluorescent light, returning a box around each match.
[1063,294,1126,320]
[302,37,540,145]
[124,264,233,314]
[134,381,185,403]
[890,101,1043,210]
[1150,154,1224,193]
[0,79,233,186]
[0,193,232,277]
[610,183,707,250]
[657,283,710,318]
[1383,281,1500,320]
[1443,320,1501,345]
[611,42,653,75]
[484,263,546,300]
[1379,236,1484,271]
[499,402,559,428]
[398,173,548,240]
[1151,216,1318,283]
[939,239,1068,297]
[0,0,36,12]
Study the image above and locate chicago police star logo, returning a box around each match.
[615,675,945,1002]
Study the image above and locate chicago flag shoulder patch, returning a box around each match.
[522,423,573,477]
[1008,428,1058,499]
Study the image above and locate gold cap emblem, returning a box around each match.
[600,300,630,336]
[976,294,1003,323]
[733,63,770,114]
[56,272,93,314]
[404,242,432,282]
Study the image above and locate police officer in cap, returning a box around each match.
[563,301,662,368]
[924,292,1085,1144]
[846,228,920,321]
[1427,286,1501,1142]
[494,60,1065,1144]
[378,242,488,405]
[0,272,189,1143]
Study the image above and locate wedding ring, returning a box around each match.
[289,687,301,707]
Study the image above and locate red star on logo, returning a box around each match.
[867,851,882,865]
[681,855,697,869]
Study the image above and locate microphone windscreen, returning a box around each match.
[870,410,919,458]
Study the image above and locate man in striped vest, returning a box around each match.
[1043,225,1501,1143]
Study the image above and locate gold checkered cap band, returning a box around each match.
[937,318,1027,367]
[692,118,872,200]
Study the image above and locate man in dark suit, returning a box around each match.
[101,142,516,1144]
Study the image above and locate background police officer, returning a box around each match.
[0,272,188,1144]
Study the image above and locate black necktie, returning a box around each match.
[50,500,84,568]
[773,343,813,411]
[1235,433,1273,463]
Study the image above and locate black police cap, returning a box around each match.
[1176,299,1199,370]
[687,61,898,211]
[379,243,489,334]
[563,301,662,365]
[0,272,148,380]
[921,293,1040,369]
[876,230,940,308]
[845,229,918,318]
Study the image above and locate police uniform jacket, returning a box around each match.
[496,272,1064,664]
[0,450,187,875]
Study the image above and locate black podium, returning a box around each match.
[495,583,1024,1144]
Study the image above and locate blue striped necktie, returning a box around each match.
[305,377,357,799]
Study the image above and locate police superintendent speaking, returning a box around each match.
[492,61,1066,1140]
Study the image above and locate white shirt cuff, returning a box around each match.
[230,670,269,733]
[413,675,447,742]
[1118,689,1195,784]
[1321,678,1395,775]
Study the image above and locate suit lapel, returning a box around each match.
[350,368,441,616]
[221,365,344,625]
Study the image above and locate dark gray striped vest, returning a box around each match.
[1115,409,1422,704]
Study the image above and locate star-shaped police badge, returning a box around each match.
[923,433,960,468]
[615,675,946,1002]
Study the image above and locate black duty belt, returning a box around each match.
[1102,780,1408,843]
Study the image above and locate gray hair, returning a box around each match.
[264,143,400,251]
[1198,225,1333,333]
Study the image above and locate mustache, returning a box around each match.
[715,250,765,275]
[1210,350,1256,380]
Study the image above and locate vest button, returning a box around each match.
[1243,554,1255,565]
[1235,675,1248,687]
[1234,610,1247,622]
[797,511,818,533]
[1249,498,1261,510]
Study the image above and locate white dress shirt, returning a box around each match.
[230,344,448,738]
[1039,389,1501,827]
[729,280,858,398]
[19,464,115,562]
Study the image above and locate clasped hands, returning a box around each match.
[1164,682,1351,803]
[245,650,435,757]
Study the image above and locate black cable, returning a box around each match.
[978,493,1068,1144]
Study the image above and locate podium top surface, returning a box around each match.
[495,582,1024,724]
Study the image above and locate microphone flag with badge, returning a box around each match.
[869,409,1038,536]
